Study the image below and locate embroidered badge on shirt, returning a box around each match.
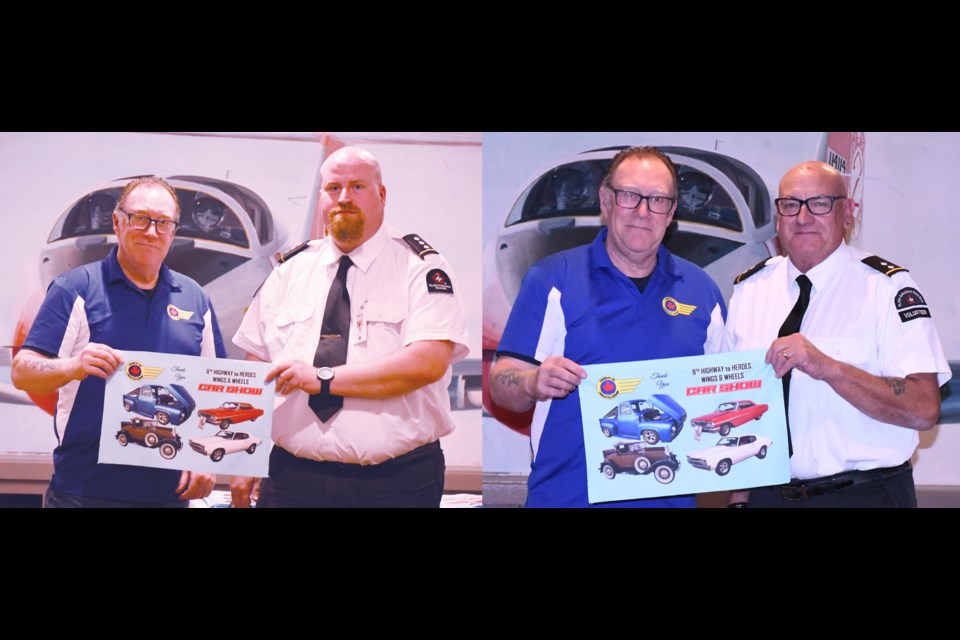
[899,307,932,323]
[894,287,931,322]
[894,287,927,309]
[597,376,644,399]
[167,304,195,321]
[426,269,454,294]
[126,362,164,380]
[662,297,697,316]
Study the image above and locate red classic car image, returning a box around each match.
[197,401,264,429]
[690,400,769,436]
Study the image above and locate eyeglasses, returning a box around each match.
[607,187,676,214]
[775,195,847,217]
[119,207,180,235]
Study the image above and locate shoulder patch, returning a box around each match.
[734,259,772,285]
[894,287,927,310]
[426,269,454,294]
[862,255,908,277]
[895,286,931,323]
[277,241,311,265]
[403,234,439,259]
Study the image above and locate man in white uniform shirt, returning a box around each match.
[231,147,469,508]
[723,161,949,507]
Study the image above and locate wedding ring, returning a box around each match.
[781,350,791,360]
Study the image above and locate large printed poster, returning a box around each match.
[580,349,790,504]
[99,350,274,476]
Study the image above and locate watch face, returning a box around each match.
[317,367,335,381]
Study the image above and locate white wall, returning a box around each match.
[859,133,960,484]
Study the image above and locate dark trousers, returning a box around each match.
[258,441,445,508]
[749,461,917,508]
[44,487,187,509]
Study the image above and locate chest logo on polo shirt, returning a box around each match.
[126,362,164,381]
[597,376,644,399]
[662,297,696,316]
[167,304,195,321]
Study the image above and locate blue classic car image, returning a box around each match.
[122,383,196,426]
[598,394,687,444]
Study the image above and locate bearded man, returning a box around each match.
[230,147,469,508]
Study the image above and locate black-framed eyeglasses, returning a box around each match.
[119,206,180,235]
[607,187,676,214]
[775,195,847,217]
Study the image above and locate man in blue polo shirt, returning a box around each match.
[12,176,226,507]
[490,147,726,508]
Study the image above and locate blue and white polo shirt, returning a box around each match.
[496,228,726,508]
[22,247,226,502]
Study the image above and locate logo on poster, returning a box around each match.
[596,376,644,399]
[125,362,164,380]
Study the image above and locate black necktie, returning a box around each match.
[308,255,353,422]
[778,274,813,456]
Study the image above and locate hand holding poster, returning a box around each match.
[580,349,789,504]
[99,350,274,477]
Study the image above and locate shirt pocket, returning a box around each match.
[354,298,405,361]
[813,337,872,366]
[270,305,315,359]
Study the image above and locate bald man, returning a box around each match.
[230,147,469,508]
[723,161,949,508]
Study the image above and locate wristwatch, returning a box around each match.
[316,366,336,396]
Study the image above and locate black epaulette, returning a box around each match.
[734,258,772,284]
[862,255,908,277]
[278,241,311,264]
[403,234,439,259]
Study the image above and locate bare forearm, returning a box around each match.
[330,341,455,400]
[490,354,586,412]
[821,362,940,431]
[11,352,75,395]
[489,363,538,413]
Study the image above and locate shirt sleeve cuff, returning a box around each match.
[231,334,269,362]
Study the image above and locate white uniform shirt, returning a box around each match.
[722,242,950,480]
[234,223,469,464]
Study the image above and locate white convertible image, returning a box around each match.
[686,434,772,476]
[189,430,262,462]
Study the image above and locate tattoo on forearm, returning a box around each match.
[495,370,523,387]
[884,377,907,397]
[24,358,58,372]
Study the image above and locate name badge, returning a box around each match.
[353,300,368,344]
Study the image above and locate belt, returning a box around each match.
[272,440,441,474]
[775,461,912,501]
